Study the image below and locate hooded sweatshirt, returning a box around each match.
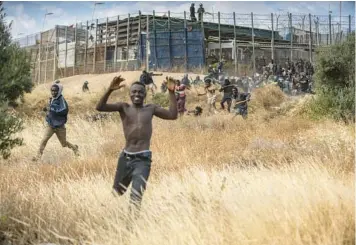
[46,83,69,128]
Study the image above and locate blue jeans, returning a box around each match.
[113,151,152,209]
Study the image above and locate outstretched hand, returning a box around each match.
[109,76,125,91]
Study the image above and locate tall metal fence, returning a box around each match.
[14,11,355,84]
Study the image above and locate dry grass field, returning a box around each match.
[0,71,354,245]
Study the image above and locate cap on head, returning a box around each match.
[54,80,60,84]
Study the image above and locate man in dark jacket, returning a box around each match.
[140,70,160,97]
[231,87,251,119]
[32,82,79,161]
[219,79,235,112]
[190,3,196,22]
[197,3,205,22]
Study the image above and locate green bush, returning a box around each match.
[0,2,33,159]
[308,33,355,123]
[0,104,24,159]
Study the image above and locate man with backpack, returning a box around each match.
[140,70,161,97]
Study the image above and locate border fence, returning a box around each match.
[14,10,355,84]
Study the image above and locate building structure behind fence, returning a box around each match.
[14,10,355,84]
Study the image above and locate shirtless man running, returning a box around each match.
[96,75,177,212]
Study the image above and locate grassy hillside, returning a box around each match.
[0,72,354,245]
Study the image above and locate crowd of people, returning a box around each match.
[33,57,314,218]
[255,57,315,94]
[141,69,251,119]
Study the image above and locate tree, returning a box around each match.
[0,2,33,159]
[309,33,355,123]
[315,34,355,89]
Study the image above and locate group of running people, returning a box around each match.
[140,69,251,119]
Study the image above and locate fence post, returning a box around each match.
[308,13,312,63]
[84,21,88,73]
[126,14,130,68]
[73,23,77,76]
[329,14,332,45]
[218,12,222,61]
[251,12,255,76]
[301,15,306,43]
[290,13,293,61]
[93,19,98,73]
[271,13,274,61]
[138,11,142,69]
[146,15,149,72]
[184,11,188,72]
[104,17,108,72]
[314,18,319,46]
[53,25,58,81]
[64,26,68,77]
[44,30,49,83]
[233,12,237,75]
[115,16,119,71]
[349,15,351,34]
[153,11,157,70]
[168,11,172,70]
[39,32,42,84]
[318,20,321,46]
[200,8,205,67]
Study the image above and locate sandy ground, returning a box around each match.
[33,71,205,96]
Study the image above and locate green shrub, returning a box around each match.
[0,2,32,159]
[308,33,355,123]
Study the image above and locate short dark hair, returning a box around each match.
[130,81,146,90]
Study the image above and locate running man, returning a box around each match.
[175,79,189,117]
[231,87,251,119]
[96,75,178,214]
[33,82,79,161]
[197,78,218,114]
[219,79,235,112]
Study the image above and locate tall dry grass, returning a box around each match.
[0,83,354,245]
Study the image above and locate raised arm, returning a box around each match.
[96,76,126,112]
[153,78,178,120]
[246,93,251,101]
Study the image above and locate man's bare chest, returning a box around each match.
[123,108,153,124]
